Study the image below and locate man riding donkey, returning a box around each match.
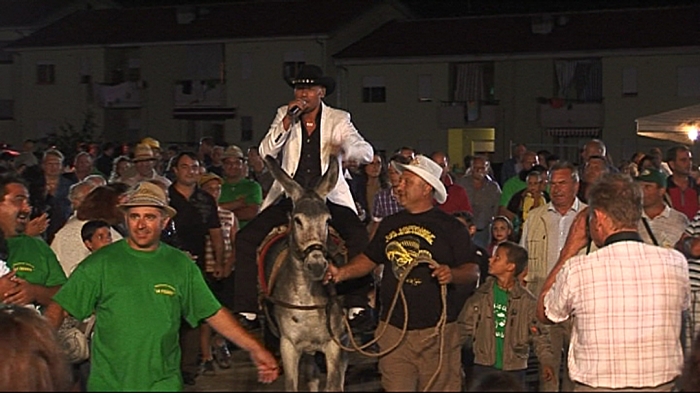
[232,64,376,335]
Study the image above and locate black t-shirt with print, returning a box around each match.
[367,207,477,330]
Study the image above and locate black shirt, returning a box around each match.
[168,185,221,267]
[293,109,322,189]
[367,207,477,330]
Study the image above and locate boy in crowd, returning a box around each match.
[81,220,113,252]
[458,241,555,390]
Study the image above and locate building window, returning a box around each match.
[37,63,55,84]
[283,61,305,84]
[127,58,141,82]
[622,67,637,97]
[453,62,495,104]
[0,99,13,120]
[418,75,432,102]
[0,48,13,64]
[554,58,602,102]
[362,76,386,103]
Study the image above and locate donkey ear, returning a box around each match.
[264,155,303,201]
[315,155,339,199]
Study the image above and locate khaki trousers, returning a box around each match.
[376,321,462,392]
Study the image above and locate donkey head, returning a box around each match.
[264,155,339,280]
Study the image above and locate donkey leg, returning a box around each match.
[300,354,321,392]
[279,337,301,391]
[322,342,348,392]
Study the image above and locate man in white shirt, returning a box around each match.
[519,161,585,391]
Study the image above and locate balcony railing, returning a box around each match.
[174,79,225,107]
[438,101,499,128]
[94,81,142,108]
[537,100,604,128]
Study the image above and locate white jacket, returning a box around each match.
[259,102,373,213]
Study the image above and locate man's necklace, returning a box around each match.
[305,121,315,128]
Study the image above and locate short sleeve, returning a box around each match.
[543,262,573,323]
[53,255,101,321]
[181,261,222,327]
[42,242,68,287]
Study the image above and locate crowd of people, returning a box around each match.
[0,63,699,392]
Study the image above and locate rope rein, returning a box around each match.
[328,256,448,392]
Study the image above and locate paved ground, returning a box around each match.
[184,328,381,392]
[181,325,553,392]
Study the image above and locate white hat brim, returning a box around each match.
[392,161,447,204]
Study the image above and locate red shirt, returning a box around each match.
[666,175,700,220]
[436,174,473,214]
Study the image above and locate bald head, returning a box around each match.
[521,151,539,171]
[582,139,606,162]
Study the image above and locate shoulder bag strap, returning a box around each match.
[641,217,659,246]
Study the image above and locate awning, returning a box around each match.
[636,103,700,144]
[547,128,601,138]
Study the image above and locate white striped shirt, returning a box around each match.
[684,210,700,289]
[544,240,690,388]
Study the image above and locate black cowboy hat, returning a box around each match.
[287,64,335,95]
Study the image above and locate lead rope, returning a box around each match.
[327,256,447,392]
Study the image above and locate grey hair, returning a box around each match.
[548,161,579,183]
[68,181,95,205]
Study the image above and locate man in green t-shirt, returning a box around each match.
[0,174,65,328]
[53,181,279,391]
[218,145,263,229]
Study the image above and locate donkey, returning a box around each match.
[262,154,348,392]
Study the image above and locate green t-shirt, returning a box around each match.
[219,178,263,229]
[53,240,221,392]
[499,176,526,207]
[493,284,508,370]
[8,235,66,312]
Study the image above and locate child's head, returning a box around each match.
[452,211,476,237]
[489,241,528,279]
[491,216,513,243]
[81,220,113,252]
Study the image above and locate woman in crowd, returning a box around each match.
[51,184,128,277]
[108,155,132,184]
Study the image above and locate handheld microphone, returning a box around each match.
[288,105,301,117]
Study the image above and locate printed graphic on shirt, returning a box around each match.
[11,261,34,273]
[494,302,507,339]
[384,224,435,283]
[154,284,176,296]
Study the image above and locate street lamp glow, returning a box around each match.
[689,126,699,141]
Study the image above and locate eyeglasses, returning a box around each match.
[223,159,246,167]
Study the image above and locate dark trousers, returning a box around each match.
[179,321,200,375]
[233,197,371,314]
